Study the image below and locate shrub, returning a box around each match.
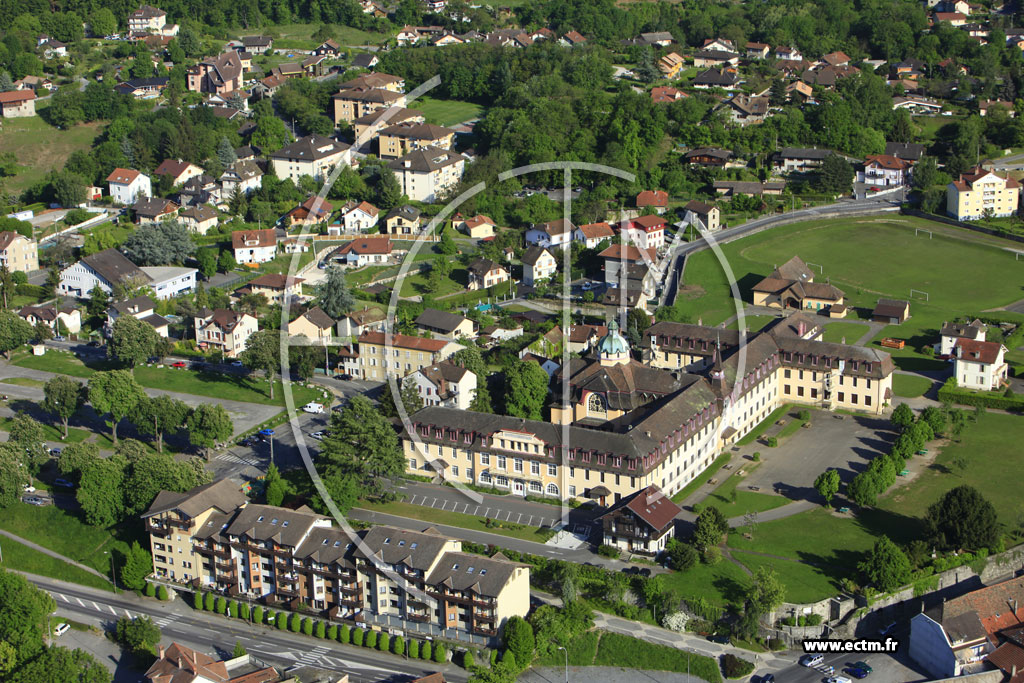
[215,597,227,614]
[239,603,250,621]
[721,653,755,679]
[765,436,778,447]
[462,650,475,670]
[433,644,447,663]
[408,639,419,659]
[489,648,498,667]
[193,591,203,609]
[228,601,238,618]
[302,618,313,636]
[798,410,810,421]
[203,592,215,611]
[392,635,404,656]
[315,621,326,638]
[614,602,640,619]
[703,546,722,565]
[276,612,287,630]
[253,606,263,624]
[806,614,822,626]
[752,452,761,461]
[289,613,301,633]
[421,642,432,661]
[352,628,364,647]
[340,625,351,644]
[597,544,620,558]
[144,583,156,598]
[663,612,688,633]
[365,630,378,649]
[328,624,338,640]
[380,633,393,651]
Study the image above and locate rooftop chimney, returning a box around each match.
[157,644,166,660]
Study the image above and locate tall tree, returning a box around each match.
[858,535,912,592]
[0,310,34,359]
[891,403,914,430]
[748,565,786,615]
[449,346,492,412]
[43,375,85,440]
[122,221,195,266]
[88,370,146,443]
[57,442,100,476]
[186,404,233,459]
[108,315,160,369]
[88,8,117,37]
[240,329,282,399]
[120,541,153,591]
[77,453,127,527]
[133,395,189,453]
[85,283,110,318]
[503,358,549,420]
[217,137,238,166]
[813,469,840,507]
[693,505,729,553]
[0,444,24,509]
[9,646,111,683]
[263,462,287,506]
[928,485,1000,551]
[314,266,355,319]
[817,154,854,195]
[0,265,12,309]
[321,395,403,498]
[377,166,403,211]
[0,570,56,669]
[9,413,47,475]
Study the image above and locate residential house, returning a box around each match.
[774,45,803,60]
[692,68,738,89]
[145,643,279,683]
[219,160,263,196]
[194,308,259,358]
[270,134,350,185]
[327,238,393,267]
[287,306,334,343]
[107,168,152,205]
[774,147,841,172]
[19,305,82,335]
[241,273,304,306]
[683,148,734,167]
[560,31,587,46]
[455,214,496,239]
[331,86,406,124]
[565,324,607,354]
[106,295,168,337]
[938,319,987,356]
[113,77,169,98]
[479,324,524,347]
[378,122,456,158]
[702,38,736,52]
[598,244,657,285]
[713,180,787,198]
[521,246,557,286]
[301,54,328,77]
[786,80,815,103]
[154,159,204,187]
[751,255,845,313]
[176,205,218,234]
[525,219,576,250]
[279,237,309,254]
[177,175,220,207]
[14,75,53,92]
[314,39,341,56]
[657,52,685,78]
[650,86,686,103]
[383,205,421,235]
[691,50,740,68]
[231,228,277,264]
[953,339,1008,390]
[624,215,666,250]
[352,53,379,69]
[872,299,910,324]
[284,196,334,228]
[388,147,466,202]
[131,197,178,225]
[186,52,243,94]
[599,485,681,555]
[337,72,405,93]
[410,362,477,410]
[58,249,194,300]
[415,308,476,341]
[352,107,424,140]
[859,154,913,187]
[355,330,461,380]
[241,36,273,52]
[978,99,1015,117]
[575,222,615,249]
[0,231,38,273]
[636,31,674,47]
[745,42,770,59]
[935,11,968,25]
[330,200,379,234]
[892,96,944,113]
[128,5,168,33]
[726,95,769,125]
[636,190,668,213]
[467,258,510,291]
[336,307,386,338]
[681,200,720,232]
[821,51,851,67]
[947,166,1021,220]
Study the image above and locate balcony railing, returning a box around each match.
[407,613,430,623]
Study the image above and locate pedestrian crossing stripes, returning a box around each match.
[216,451,260,467]
[297,646,330,664]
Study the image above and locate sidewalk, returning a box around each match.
[0,529,108,580]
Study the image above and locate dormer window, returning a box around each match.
[322,539,328,545]
[452,563,459,569]
[282,521,289,527]
[384,537,391,544]
[257,515,264,522]
[333,540,341,547]
[467,567,475,573]
[410,543,417,549]
[399,540,406,546]
[479,569,486,576]
[270,518,278,525]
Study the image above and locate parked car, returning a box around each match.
[50,448,62,456]
[54,477,75,488]
[231,360,244,367]
[53,623,70,637]
[825,677,852,683]
[308,431,326,440]
[23,496,47,506]
[258,428,275,437]
[760,675,775,683]
[852,662,873,674]
[843,667,869,680]
[54,335,66,342]
[22,484,35,493]
[171,361,187,369]
[706,634,730,644]
[302,402,324,414]
[800,654,824,667]
[87,340,101,347]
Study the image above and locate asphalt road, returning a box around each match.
[31,574,464,683]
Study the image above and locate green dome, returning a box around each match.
[598,319,629,355]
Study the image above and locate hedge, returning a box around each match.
[365,630,378,649]
[156,585,168,601]
[392,636,405,656]
[433,643,447,663]
[215,597,227,614]
[228,601,238,618]
[377,633,389,652]
[302,617,313,636]
[352,628,364,647]
[315,621,326,638]
[144,583,156,598]
[239,603,250,621]
[938,382,1024,411]
[721,653,754,679]
[340,625,351,644]
[203,593,215,611]
[328,624,338,640]
[289,613,302,633]
[253,606,263,623]
[193,591,203,610]
[408,639,419,659]
[421,641,432,661]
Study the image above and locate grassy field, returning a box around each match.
[536,630,720,682]
[259,23,387,46]
[892,373,933,398]
[0,377,45,387]
[725,314,775,332]
[821,322,870,344]
[731,549,839,604]
[356,501,557,543]
[660,556,753,610]
[12,350,320,408]
[0,416,92,444]
[414,96,484,126]
[0,536,113,591]
[702,469,789,519]
[678,216,1024,370]
[670,453,732,504]
[0,117,103,194]
[735,404,792,446]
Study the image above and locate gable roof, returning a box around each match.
[248,273,304,290]
[297,306,335,330]
[954,338,1005,364]
[598,244,656,263]
[467,257,505,277]
[79,249,149,286]
[599,484,680,532]
[578,222,615,240]
[636,190,668,207]
[270,134,348,161]
[872,298,909,318]
[685,199,715,215]
[521,245,554,266]
[143,479,247,519]
[154,159,197,179]
[388,146,465,173]
[359,330,448,352]
[335,238,392,256]
[178,205,218,222]
[144,642,229,683]
[231,228,276,250]
[416,308,470,333]
[107,168,142,185]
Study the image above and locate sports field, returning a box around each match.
[678,216,1024,369]
[414,96,484,126]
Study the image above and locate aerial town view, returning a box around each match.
[4,1,1024,682]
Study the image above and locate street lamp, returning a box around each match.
[104,551,117,594]
[558,646,568,683]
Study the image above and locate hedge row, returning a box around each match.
[938,384,1024,411]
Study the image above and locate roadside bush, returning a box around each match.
[253,606,263,623]
[316,621,326,638]
[193,591,203,609]
[798,410,810,421]
[239,603,250,621]
[597,544,620,558]
[300,618,312,636]
[328,624,338,640]
[204,592,215,611]
[365,630,378,649]
[392,635,404,656]
[421,642,432,661]
[352,628,364,647]
[765,436,778,447]
[289,613,301,633]
[721,653,755,678]
[462,650,474,670]
[408,639,419,659]
[144,583,156,598]
[752,452,760,461]
[215,597,227,614]
[340,625,351,644]
[377,633,389,651]
[228,601,238,618]
[433,644,447,663]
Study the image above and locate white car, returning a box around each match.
[54,623,70,636]
[800,654,824,667]
[825,677,852,683]
[22,484,35,493]
[308,431,325,440]
[302,402,324,414]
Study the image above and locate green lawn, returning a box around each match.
[660,553,753,608]
[0,377,45,387]
[258,250,314,275]
[356,501,557,543]
[0,536,113,591]
[821,322,870,344]
[414,96,484,126]
[731,550,839,604]
[535,630,600,666]
[260,23,388,46]
[892,374,933,398]
[0,417,92,444]
[677,216,1024,371]
[725,314,776,332]
[703,470,789,519]
[0,117,104,195]
[670,453,732,504]
[13,351,320,408]
[735,404,793,446]
[592,632,721,683]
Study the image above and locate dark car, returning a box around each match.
[87,340,101,347]
[760,675,775,683]
[707,634,730,644]
[843,667,869,680]
[852,661,873,674]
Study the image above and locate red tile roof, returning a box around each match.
[954,338,1004,365]
[578,222,615,240]
[359,330,447,352]
[864,154,911,170]
[636,190,668,207]
[945,577,1024,640]
[248,273,304,289]
[107,168,141,185]
[231,228,276,250]
[337,238,392,255]
[599,484,681,533]
[631,214,667,230]
[0,90,35,103]
[598,244,657,262]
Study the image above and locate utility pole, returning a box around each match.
[104,551,118,594]
[558,646,568,683]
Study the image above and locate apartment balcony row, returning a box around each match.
[426,589,495,608]
[147,517,191,534]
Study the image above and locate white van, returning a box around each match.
[54,623,70,636]
[302,402,324,414]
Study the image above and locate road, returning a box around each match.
[31,573,463,683]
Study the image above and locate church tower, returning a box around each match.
[597,319,630,367]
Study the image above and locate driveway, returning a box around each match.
[738,409,896,504]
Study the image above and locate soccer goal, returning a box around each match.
[806,262,824,274]
[915,228,933,239]
[910,289,930,302]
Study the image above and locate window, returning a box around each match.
[587,393,605,413]
[529,481,542,493]
[569,485,577,497]
[548,463,557,477]
[497,456,506,470]
[480,453,490,465]
[546,483,559,497]
[514,458,523,472]
[531,461,540,476]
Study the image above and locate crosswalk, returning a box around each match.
[296,645,331,666]
[215,450,262,467]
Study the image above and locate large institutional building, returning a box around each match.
[404,310,894,504]
[143,481,529,643]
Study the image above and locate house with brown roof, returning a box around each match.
[331,200,380,235]
[106,295,168,337]
[19,304,81,335]
[187,52,243,94]
[388,147,466,202]
[745,42,770,59]
[327,238,394,267]
[107,168,152,205]
[560,30,586,46]
[145,642,280,683]
[521,246,558,286]
[410,361,477,410]
[269,134,350,184]
[713,180,787,198]
[598,244,657,285]
[683,147,734,167]
[872,298,910,324]
[467,258,510,291]
[636,190,668,212]
[455,214,496,239]
[287,306,334,342]
[751,255,845,313]
[682,200,720,233]
[378,122,456,159]
[131,196,178,225]
[231,228,277,264]
[241,273,304,305]
[285,196,333,227]
[219,160,263,197]
[954,338,1008,390]
[0,231,38,273]
[599,485,681,554]
[938,319,987,356]
[526,218,576,250]
[355,330,462,380]
[657,52,685,77]
[726,94,769,125]
[624,215,667,250]
[154,159,204,187]
[575,222,615,249]
[650,86,686,104]
[860,154,914,187]
[194,308,259,358]
[415,308,476,341]
[692,68,740,89]
[947,166,1021,220]
[0,89,36,118]
[336,307,386,338]
[331,85,406,124]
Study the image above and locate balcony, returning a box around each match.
[407,612,430,623]
[474,611,496,622]
[339,596,362,608]
[474,625,498,637]
[339,582,362,595]
[276,585,298,597]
